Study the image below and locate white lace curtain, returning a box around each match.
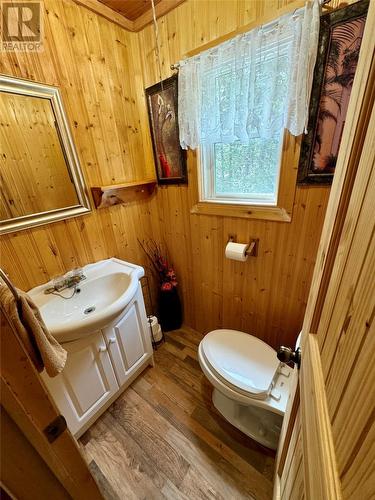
[178,0,320,150]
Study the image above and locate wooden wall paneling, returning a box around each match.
[136,0,331,348]
[221,219,244,334]
[236,0,261,27]
[300,0,372,338]
[330,241,375,497]
[68,11,130,183]
[0,0,162,294]
[279,410,303,500]
[275,188,330,340]
[321,116,375,407]
[195,213,224,332]
[275,10,375,496]
[317,103,375,373]
[128,31,157,177]
[174,1,193,56]
[1,0,332,350]
[315,105,375,498]
[187,148,223,332]
[191,1,217,45]
[30,225,77,277]
[339,417,375,499]
[185,154,203,330]
[281,189,329,326]
[62,0,150,184]
[185,0,303,58]
[215,187,330,348]
[255,220,288,343]
[187,0,356,61]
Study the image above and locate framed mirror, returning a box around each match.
[0,75,91,235]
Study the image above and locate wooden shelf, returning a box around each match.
[91,179,157,209]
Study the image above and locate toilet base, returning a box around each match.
[212,389,283,450]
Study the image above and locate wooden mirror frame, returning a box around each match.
[0,75,91,235]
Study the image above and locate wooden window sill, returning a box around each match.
[190,202,292,222]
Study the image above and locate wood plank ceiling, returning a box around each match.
[74,0,185,31]
[99,0,162,21]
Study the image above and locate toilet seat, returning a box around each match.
[200,329,280,400]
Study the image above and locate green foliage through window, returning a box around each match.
[214,136,281,198]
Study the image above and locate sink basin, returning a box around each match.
[28,258,144,343]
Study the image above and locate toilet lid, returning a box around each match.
[201,329,279,398]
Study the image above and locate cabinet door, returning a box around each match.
[104,296,150,387]
[42,331,118,436]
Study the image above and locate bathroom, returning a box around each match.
[0,0,374,498]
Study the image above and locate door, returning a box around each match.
[1,406,70,499]
[0,307,102,499]
[274,5,375,499]
[103,287,151,386]
[43,331,119,436]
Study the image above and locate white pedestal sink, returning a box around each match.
[29,258,154,437]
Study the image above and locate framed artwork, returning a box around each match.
[297,0,368,185]
[146,75,187,185]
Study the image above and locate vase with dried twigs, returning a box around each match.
[138,239,182,332]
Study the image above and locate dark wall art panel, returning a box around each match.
[298,0,368,185]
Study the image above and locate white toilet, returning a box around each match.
[198,329,295,450]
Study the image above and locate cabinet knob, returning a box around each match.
[108,337,117,344]
[98,345,107,353]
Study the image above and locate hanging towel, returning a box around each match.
[0,284,67,377]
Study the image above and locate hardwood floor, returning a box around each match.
[79,327,275,500]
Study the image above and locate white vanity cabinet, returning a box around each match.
[41,283,153,438]
[103,286,151,386]
[43,331,119,436]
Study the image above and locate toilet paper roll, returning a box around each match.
[148,315,163,342]
[152,321,159,336]
[154,325,163,342]
[148,315,158,328]
[225,241,248,262]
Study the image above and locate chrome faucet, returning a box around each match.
[44,269,86,295]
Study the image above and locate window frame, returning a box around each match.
[191,130,301,222]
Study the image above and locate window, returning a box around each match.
[200,134,284,206]
[178,2,320,219]
[198,27,291,206]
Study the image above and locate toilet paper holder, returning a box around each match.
[228,235,259,257]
